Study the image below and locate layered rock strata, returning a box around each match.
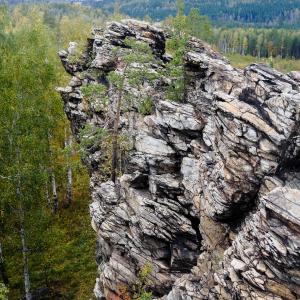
[58,19,300,300]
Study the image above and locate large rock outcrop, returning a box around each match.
[58,19,300,300]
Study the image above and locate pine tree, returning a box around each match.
[106,38,160,182]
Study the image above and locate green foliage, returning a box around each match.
[42,196,96,300]
[162,6,186,102]
[0,283,8,300]
[165,31,188,102]
[82,83,107,100]
[5,186,96,300]
[112,0,125,21]
[268,56,274,68]
[133,264,153,300]
[118,264,153,300]
[82,83,109,113]
[0,4,100,299]
[0,1,60,238]
[226,53,300,73]
[111,37,158,67]
[79,125,108,156]
[107,37,160,181]
[89,0,300,28]
[78,125,132,179]
[138,97,154,116]
[108,37,159,108]
[176,0,185,16]
[0,5,9,32]
[162,1,213,102]
[186,8,212,41]
[213,27,300,59]
[107,69,125,90]
[172,0,186,35]
[67,48,84,64]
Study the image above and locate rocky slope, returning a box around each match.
[58,20,300,300]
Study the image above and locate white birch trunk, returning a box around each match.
[48,132,58,213]
[20,225,31,300]
[17,175,32,300]
[51,172,58,213]
[65,134,73,207]
[45,180,51,207]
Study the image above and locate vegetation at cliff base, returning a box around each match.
[0,4,100,299]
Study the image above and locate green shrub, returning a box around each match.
[79,125,108,154]
[81,84,108,113]
[164,35,188,102]
[138,97,154,116]
[133,264,153,300]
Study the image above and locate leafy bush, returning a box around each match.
[79,125,108,154]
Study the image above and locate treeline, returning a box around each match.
[164,3,300,59]
[6,1,300,60]
[197,0,300,28]
[87,0,300,28]
[213,28,300,59]
[7,0,300,28]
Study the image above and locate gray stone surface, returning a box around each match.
[59,20,300,300]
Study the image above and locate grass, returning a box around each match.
[226,53,300,73]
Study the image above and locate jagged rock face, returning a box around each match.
[220,185,300,300]
[58,19,300,300]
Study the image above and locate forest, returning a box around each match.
[85,0,300,28]
[166,7,300,59]
[0,4,107,299]
[7,0,300,28]
[213,28,300,59]
[0,0,300,299]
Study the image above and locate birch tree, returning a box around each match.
[0,8,60,298]
[64,129,73,207]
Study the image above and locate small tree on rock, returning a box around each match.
[107,38,161,182]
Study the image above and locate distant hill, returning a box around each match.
[89,0,300,28]
[6,0,300,28]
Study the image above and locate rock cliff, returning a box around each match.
[58,20,300,300]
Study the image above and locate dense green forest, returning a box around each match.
[213,28,300,59]
[0,0,300,299]
[6,1,300,58]
[0,4,107,299]
[7,0,300,27]
[164,5,300,59]
[82,0,300,28]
